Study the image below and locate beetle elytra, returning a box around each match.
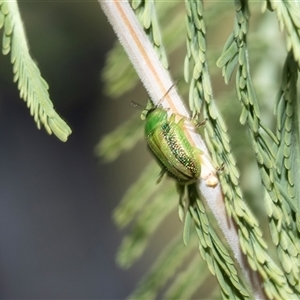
[142,102,202,185]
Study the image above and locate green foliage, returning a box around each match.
[217,0,300,297]
[98,0,300,299]
[96,113,143,162]
[0,1,71,141]
[102,0,184,98]
[185,185,250,300]
[129,234,202,299]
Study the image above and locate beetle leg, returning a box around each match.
[157,168,167,184]
[216,163,225,173]
[195,118,207,128]
[169,113,176,123]
[195,148,203,156]
[177,117,186,127]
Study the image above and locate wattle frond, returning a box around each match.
[0,1,71,142]
[99,0,300,298]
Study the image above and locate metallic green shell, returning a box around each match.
[144,107,201,184]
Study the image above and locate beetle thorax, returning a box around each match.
[144,108,168,136]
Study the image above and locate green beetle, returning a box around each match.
[141,102,201,185]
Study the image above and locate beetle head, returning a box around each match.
[140,101,156,120]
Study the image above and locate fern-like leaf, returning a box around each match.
[0,1,71,141]
[99,0,300,298]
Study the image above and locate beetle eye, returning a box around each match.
[146,107,156,115]
[141,108,151,120]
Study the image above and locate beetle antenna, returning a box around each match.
[131,80,179,110]
[157,79,179,106]
[130,101,145,110]
[196,118,207,128]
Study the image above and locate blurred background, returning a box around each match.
[0,1,286,299]
[0,1,148,298]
